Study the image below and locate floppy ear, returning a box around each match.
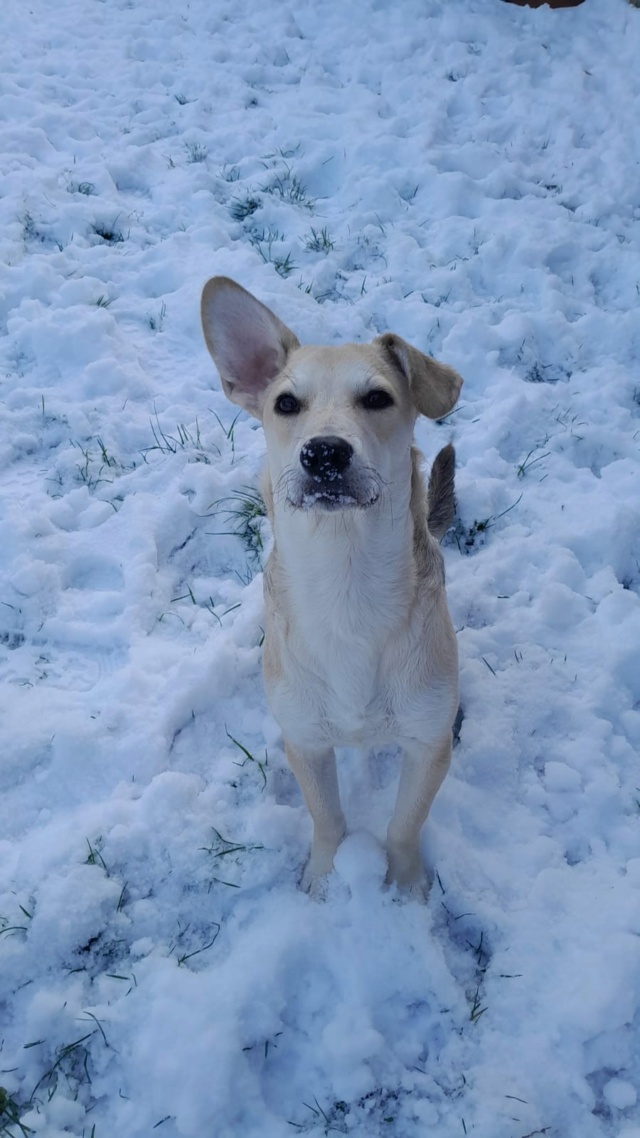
[201,276,300,418]
[375,332,463,420]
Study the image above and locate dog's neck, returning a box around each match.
[266,453,421,649]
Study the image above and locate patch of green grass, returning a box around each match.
[85,838,108,873]
[452,495,523,554]
[74,445,98,488]
[200,826,264,887]
[71,438,126,490]
[516,446,551,479]
[211,409,242,462]
[230,195,261,220]
[243,1032,283,1060]
[249,224,283,246]
[288,1086,430,1134]
[96,438,119,470]
[202,597,241,626]
[468,980,488,1024]
[106,972,138,996]
[148,301,167,332]
[201,827,264,860]
[271,251,297,278]
[552,406,586,440]
[248,226,297,277]
[261,166,316,210]
[204,487,267,562]
[0,912,29,939]
[142,410,213,464]
[30,1032,96,1105]
[225,728,268,790]
[175,924,220,967]
[304,227,334,254]
[524,361,568,385]
[0,1087,31,1138]
[90,221,125,244]
[288,1096,348,1134]
[185,141,208,164]
[169,584,241,627]
[21,213,46,244]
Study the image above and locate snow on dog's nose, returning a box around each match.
[300,436,354,481]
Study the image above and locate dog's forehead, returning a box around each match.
[284,343,387,395]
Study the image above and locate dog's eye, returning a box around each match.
[360,388,394,411]
[274,392,302,415]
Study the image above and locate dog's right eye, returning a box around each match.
[274,393,302,415]
[360,388,394,411]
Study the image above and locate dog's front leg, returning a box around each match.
[386,734,452,890]
[285,741,346,892]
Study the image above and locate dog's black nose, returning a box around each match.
[300,436,354,478]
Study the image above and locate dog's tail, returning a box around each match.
[427,443,456,541]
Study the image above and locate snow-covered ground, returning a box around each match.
[1,0,639,1134]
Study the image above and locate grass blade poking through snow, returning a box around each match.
[225,728,268,789]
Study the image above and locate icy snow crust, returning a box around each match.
[1,0,639,1134]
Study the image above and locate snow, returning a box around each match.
[1,0,639,1134]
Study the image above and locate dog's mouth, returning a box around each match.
[288,477,380,512]
[277,461,384,513]
[300,490,366,512]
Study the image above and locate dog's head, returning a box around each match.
[201,276,462,513]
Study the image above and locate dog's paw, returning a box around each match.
[300,862,331,900]
[385,843,432,901]
[300,832,345,897]
[300,846,335,898]
[386,875,429,904]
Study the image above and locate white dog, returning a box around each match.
[201,277,462,893]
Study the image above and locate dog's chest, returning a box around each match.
[265,584,445,748]
[263,518,448,749]
[269,638,396,747]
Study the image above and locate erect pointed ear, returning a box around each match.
[375,333,463,420]
[201,277,300,418]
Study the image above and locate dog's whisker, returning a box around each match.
[274,467,298,507]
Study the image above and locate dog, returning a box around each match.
[201,276,462,894]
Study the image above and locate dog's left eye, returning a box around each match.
[360,389,394,411]
[274,393,302,415]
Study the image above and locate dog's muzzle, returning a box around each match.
[292,435,379,511]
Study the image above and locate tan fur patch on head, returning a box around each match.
[375,333,463,420]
